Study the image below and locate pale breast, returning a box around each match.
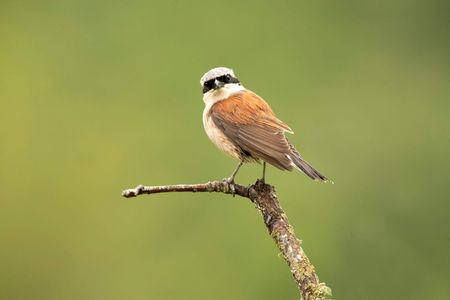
[203,106,241,160]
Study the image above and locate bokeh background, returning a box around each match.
[1,1,449,299]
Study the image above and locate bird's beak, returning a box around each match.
[214,79,225,89]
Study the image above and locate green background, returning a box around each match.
[1,1,449,299]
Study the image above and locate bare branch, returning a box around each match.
[122,179,332,300]
[122,180,248,198]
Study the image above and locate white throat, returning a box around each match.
[203,83,245,109]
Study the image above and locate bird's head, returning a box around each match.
[200,67,241,93]
[200,67,244,104]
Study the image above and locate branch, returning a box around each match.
[122,180,332,300]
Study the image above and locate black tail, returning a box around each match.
[293,157,327,181]
[288,143,328,182]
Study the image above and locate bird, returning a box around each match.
[200,67,328,184]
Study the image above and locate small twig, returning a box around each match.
[122,179,332,300]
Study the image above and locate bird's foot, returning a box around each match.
[223,177,236,196]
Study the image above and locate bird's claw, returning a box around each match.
[223,177,236,196]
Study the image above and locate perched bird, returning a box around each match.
[201,67,328,184]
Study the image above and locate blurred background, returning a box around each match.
[0,1,449,299]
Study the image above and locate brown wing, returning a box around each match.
[209,90,295,170]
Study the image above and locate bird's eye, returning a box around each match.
[217,74,231,83]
